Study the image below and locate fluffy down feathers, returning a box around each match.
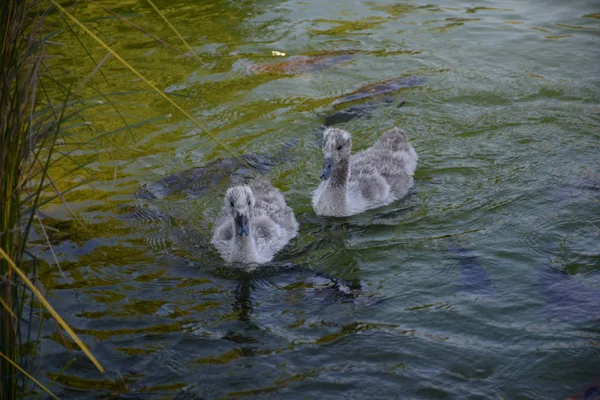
[212,180,298,264]
[313,127,418,216]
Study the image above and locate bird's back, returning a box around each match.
[375,127,418,175]
[250,180,298,240]
[348,127,416,208]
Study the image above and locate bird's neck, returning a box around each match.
[330,158,349,188]
[319,159,349,215]
[231,230,258,263]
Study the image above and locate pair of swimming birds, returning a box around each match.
[211,126,418,265]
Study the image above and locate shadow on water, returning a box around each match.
[324,99,407,128]
[446,243,494,297]
[567,377,600,400]
[196,228,385,308]
[443,176,600,321]
[538,176,600,322]
[225,263,381,325]
[539,257,600,322]
[136,138,300,200]
[331,76,428,106]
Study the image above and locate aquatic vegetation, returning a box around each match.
[1,0,105,397]
[582,13,600,19]
[310,17,389,36]
[465,7,514,14]
[332,75,427,105]
[324,99,406,126]
[249,52,353,75]
[365,2,418,17]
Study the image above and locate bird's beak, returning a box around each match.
[320,156,333,180]
[235,213,249,236]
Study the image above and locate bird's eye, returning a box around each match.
[337,145,342,150]
[230,200,234,207]
[247,200,251,206]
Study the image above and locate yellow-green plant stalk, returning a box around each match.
[1,0,104,397]
[1,0,39,396]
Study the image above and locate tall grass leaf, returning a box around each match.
[90,0,203,67]
[34,356,76,400]
[22,155,98,205]
[41,169,85,228]
[25,177,95,212]
[0,296,17,320]
[80,113,173,145]
[48,152,98,177]
[0,248,104,374]
[58,16,137,143]
[0,350,60,400]
[20,91,69,254]
[35,213,71,283]
[144,0,204,65]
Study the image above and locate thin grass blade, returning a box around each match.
[0,296,17,321]
[90,0,203,67]
[144,0,203,65]
[0,248,104,374]
[0,350,60,400]
[48,0,245,165]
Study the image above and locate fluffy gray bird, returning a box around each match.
[212,180,298,264]
[312,127,418,217]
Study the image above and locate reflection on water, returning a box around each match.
[31,0,600,398]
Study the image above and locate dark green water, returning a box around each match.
[32,0,599,398]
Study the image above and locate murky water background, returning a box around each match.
[32,0,599,398]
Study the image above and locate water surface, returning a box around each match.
[34,0,599,398]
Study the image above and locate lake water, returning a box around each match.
[34,0,599,398]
